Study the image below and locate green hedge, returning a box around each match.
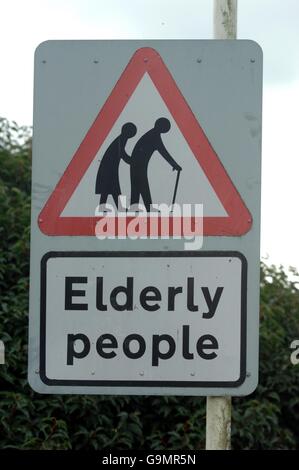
[0,118,298,450]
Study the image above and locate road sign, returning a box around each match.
[38,47,251,237]
[29,40,262,395]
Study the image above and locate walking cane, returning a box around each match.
[172,168,181,205]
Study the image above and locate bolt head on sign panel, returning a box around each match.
[29,40,262,395]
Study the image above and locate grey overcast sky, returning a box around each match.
[1,0,299,270]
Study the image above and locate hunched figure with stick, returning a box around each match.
[130,118,182,211]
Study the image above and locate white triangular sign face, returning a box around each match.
[39,47,252,236]
[62,74,227,217]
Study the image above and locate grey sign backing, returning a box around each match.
[29,40,262,395]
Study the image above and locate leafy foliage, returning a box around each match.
[0,118,298,449]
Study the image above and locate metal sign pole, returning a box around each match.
[206,396,232,449]
[206,0,237,451]
[213,0,237,40]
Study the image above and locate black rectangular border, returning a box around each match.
[40,251,247,388]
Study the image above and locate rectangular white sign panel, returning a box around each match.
[40,252,246,388]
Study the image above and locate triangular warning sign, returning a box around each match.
[38,47,252,237]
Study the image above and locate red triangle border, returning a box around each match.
[38,47,252,237]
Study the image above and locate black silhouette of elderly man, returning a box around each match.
[95,122,137,205]
[130,117,181,211]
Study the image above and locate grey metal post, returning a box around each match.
[205,0,237,451]
[206,396,232,450]
[213,0,237,39]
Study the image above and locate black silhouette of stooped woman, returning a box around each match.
[95,122,137,206]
